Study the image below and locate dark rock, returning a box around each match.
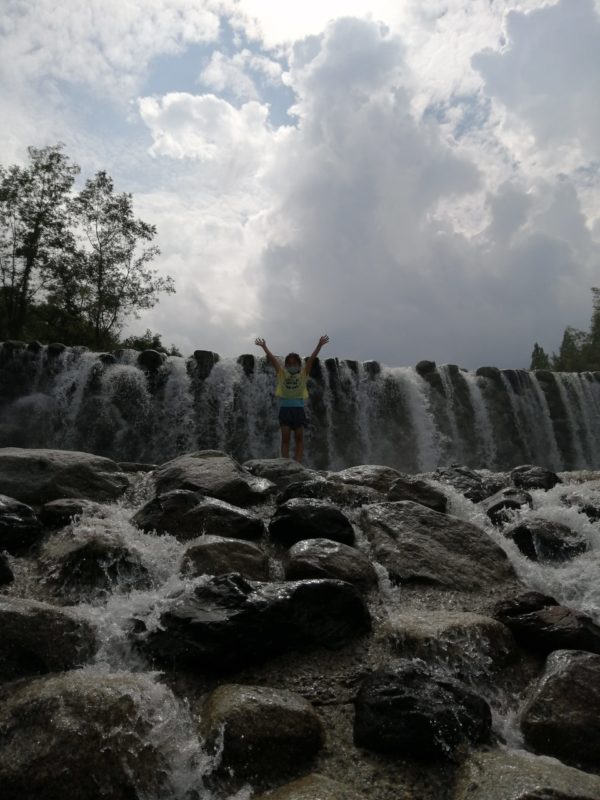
[330,464,402,493]
[47,342,67,356]
[199,684,324,782]
[39,498,104,528]
[193,349,219,378]
[353,663,492,759]
[0,671,183,800]
[0,553,14,587]
[387,475,448,513]
[0,448,129,504]
[415,360,436,376]
[561,491,600,522]
[136,574,371,670]
[117,461,158,473]
[98,352,116,365]
[132,490,265,540]
[479,487,532,526]
[181,536,269,580]
[360,501,516,590]
[255,774,361,800]
[434,465,491,503]
[476,366,502,383]
[237,353,255,375]
[269,498,355,547]
[505,518,587,562]
[0,596,96,683]
[511,464,561,491]
[521,650,600,767]
[493,592,600,655]
[279,478,383,507]
[0,494,43,552]
[363,360,380,378]
[284,538,377,589]
[243,458,317,490]
[137,348,165,371]
[154,450,275,506]
[27,340,43,353]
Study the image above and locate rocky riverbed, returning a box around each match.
[2,447,600,799]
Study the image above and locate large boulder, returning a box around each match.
[199,684,324,782]
[0,493,43,552]
[354,663,491,759]
[0,553,13,586]
[279,479,383,508]
[0,596,96,683]
[154,450,275,506]
[479,488,532,526]
[269,498,355,547]
[243,458,318,490]
[434,465,503,503]
[521,650,600,766]
[504,518,587,562]
[0,448,129,504]
[132,490,264,540]
[360,501,516,590]
[330,464,402,493]
[511,464,561,492]
[136,573,371,670]
[180,536,269,581]
[255,774,361,800]
[387,475,448,513]
[0,671,188,800]
[39,498,104,528]
[493,592,600,655]
[284,538,377,589]
[452,748,600,800]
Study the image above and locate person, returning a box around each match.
[254,335,330,462]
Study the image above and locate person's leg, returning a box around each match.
[293,426,304,462]
[281,425,291,458]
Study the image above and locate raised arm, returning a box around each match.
[255,337,281,371]
[305,334,329,375]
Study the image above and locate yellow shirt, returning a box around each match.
[276,367,309,405]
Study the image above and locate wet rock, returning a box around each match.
[415,360,436,376]
[354,663,491,759]
[132,490,265,540]
[521,650,600,766]
[279,478,383,507]
[39,497,104,528]
[0,448,129,504]
[137,573,371,670]
[199,684,325,782]
[493,592,600,655]
[181,536,269,581]
[360,501,516,590]
[0,671,182,800]
[284,538,377,589]
[47,341,66,356]
[154,450,275,506]
[0,596,96,683]
[452,748,600,800]
[39,533,150,603]
[269,498,355,547]
[330,464,402,493]
[561,491,600,522]
[118,461,158,473]
[255,774,361,800]
[137,348,165,371]
[0,493,43,552]
[385,611,516,667]
[243,458,318,490]
[505,518,587,562]
[480,487,533,526]
[0,553,13,586]
[434,465,491,503]
[193,349,219,378]
[511,464,561,492]
[387,475,448,513]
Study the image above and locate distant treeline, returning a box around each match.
[530,288,600,372]
[0,144,176,352]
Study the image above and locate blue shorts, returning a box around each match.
[278,407,307,429]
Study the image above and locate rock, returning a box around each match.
[330,464,402,493]
[434,465,491,502]
[181,536,269,580]
[118,461,158,473]
[387,475,448,513]
[353,663,491,759]
[0,596,96,683]
[505,518,587,562]
[255,774,361,800]
[521,650,600,766]
[479,487,533,526]
[269,499,355,547]
[132,490,265,540]
[279,479,383,507]
[39,497,104,528]
[452,748,600,800]
[284,538,377,589]
[360,501,516,590]
[561,490,600,522]
[511,464,561,491]
[154,450,275,506]
[137,348,165,371]
[385,611,516,667]
[199,684,324,782]
[493,592,600,655]
[0,671,184,800]
[0,448,129,504]
[0,553,14,586]
[0,493,43,552]
[193,349,219,378]
[47,341,67,356]
[243,458,317,490]
[136,573,371,670]
[39,533,150,603]
[415,360,436,376]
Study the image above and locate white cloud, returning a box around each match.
[198,48,283,99]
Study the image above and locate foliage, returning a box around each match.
[529,342,550,370]
[530,288,600,372]
[121,328,182,356]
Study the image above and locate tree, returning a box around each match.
[530,342,550,370]
[0,145,79,339]
[121,328,182,356]
[552,326,588,372]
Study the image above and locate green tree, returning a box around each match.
[530,342,551,370]
[552,326,589,372]
[121,328,182,356]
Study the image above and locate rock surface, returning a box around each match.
[0,553,13,586]
[243,458,317,489]
[479,488,533,526]
[279,479,382,508]
[511,464,561,491]
[330,464,402,493]
[39,497,104,527]
[360,501,516,590]
[0,448,129,504]
[181,536,269,580]
[387,475,448,513]
[504,518,586,562]
[255,774,361,800]
[269,498,355,547]
[434,465,502,503]
[0,493,42,551]
[284,538,377,589]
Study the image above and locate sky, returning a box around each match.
[1,0,599,368]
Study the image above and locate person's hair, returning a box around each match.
[284,352,302,367]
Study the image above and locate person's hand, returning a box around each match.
[255,337,267,349]
[318,334,329,349]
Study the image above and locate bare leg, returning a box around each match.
[281,426,291,458]
[294,426,304,463]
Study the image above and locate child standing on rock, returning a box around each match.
[255,335,329,462]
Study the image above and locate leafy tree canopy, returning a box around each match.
[530,288,600,372]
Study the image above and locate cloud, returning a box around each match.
[198,49,283,99]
